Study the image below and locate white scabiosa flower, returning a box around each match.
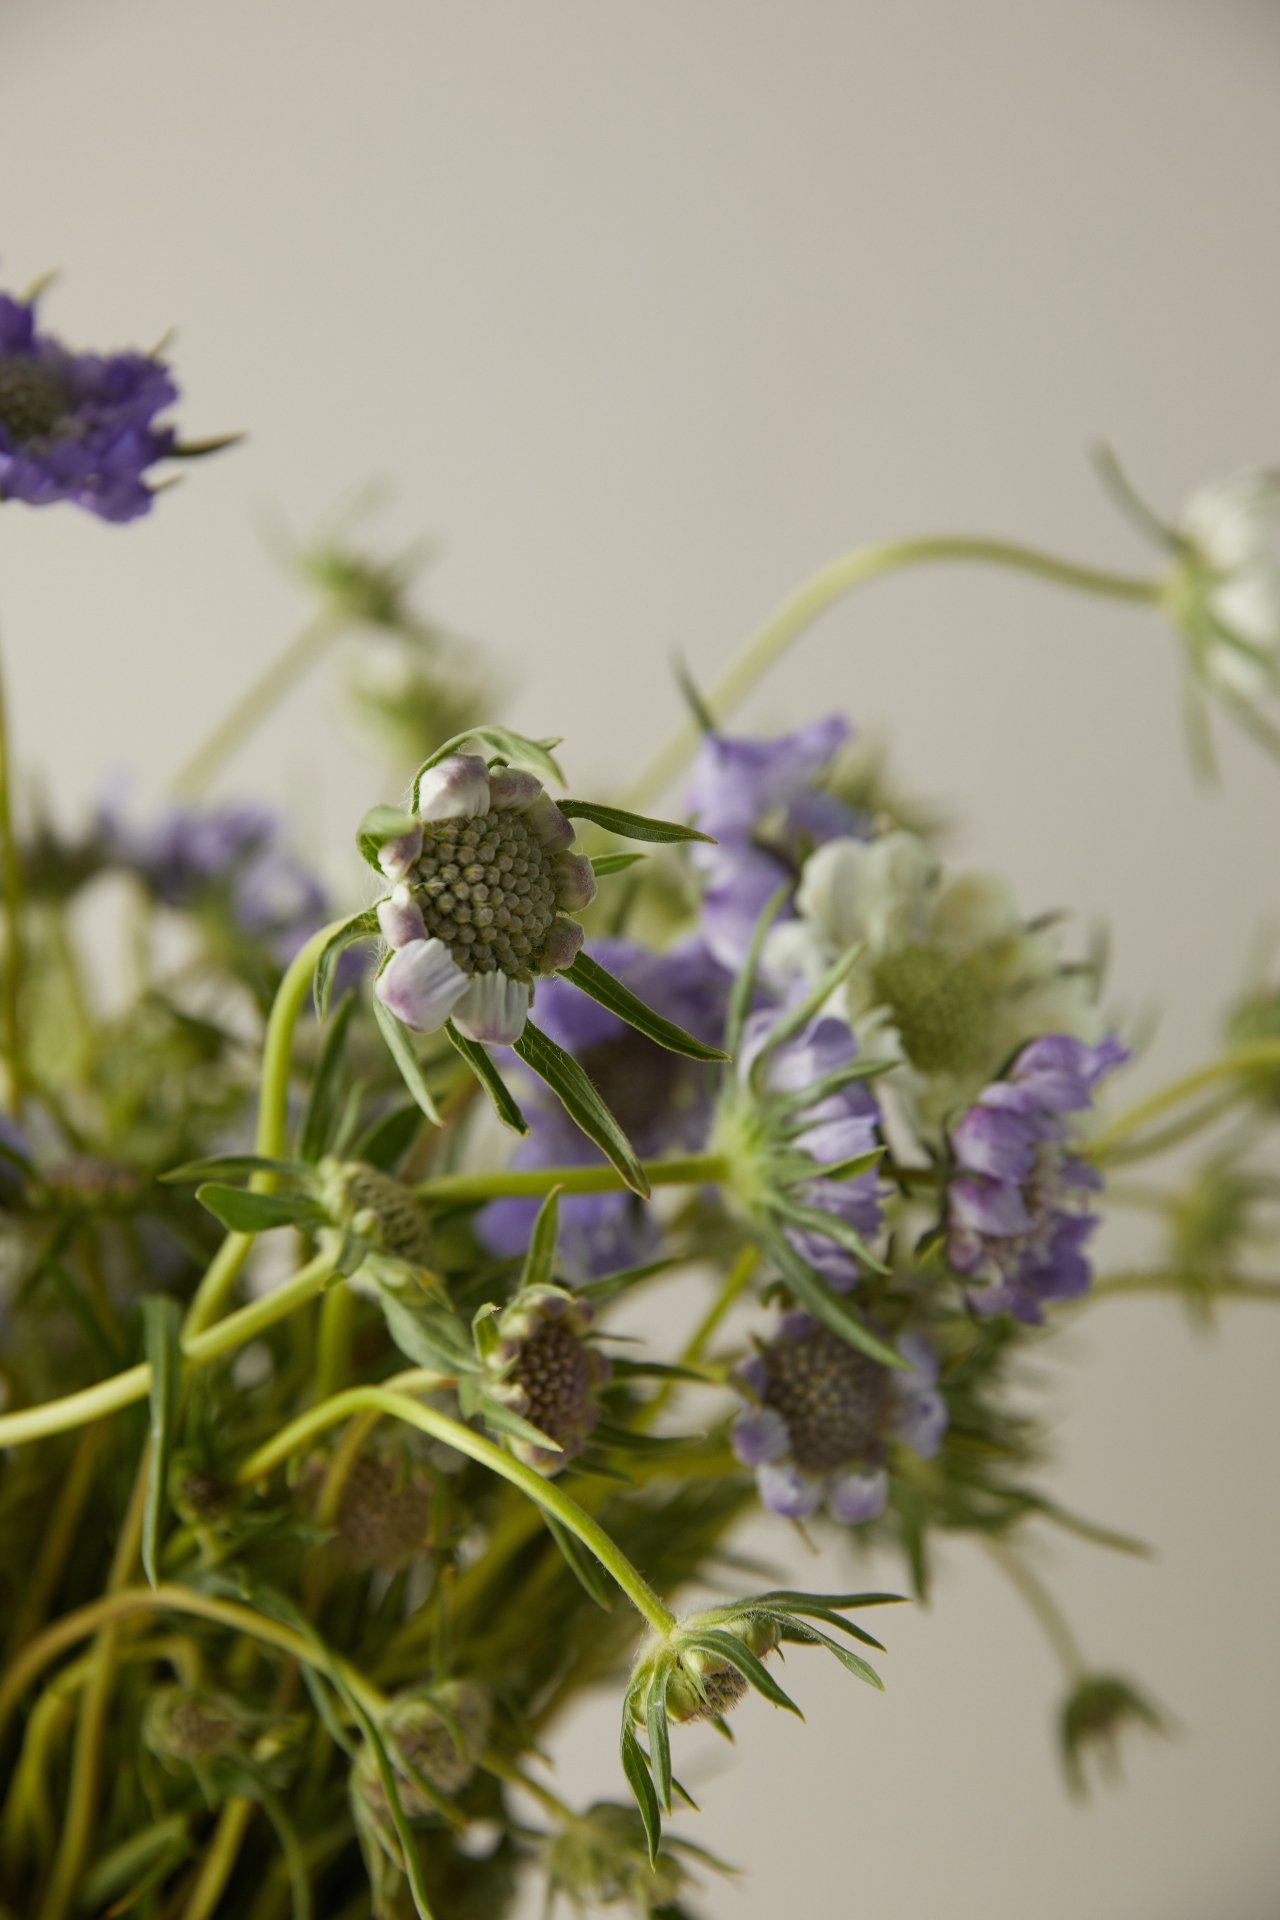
[367,750,597,1047]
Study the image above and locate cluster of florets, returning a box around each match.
[484,1285,610,1472]
[352,1683,492,1865]
[947,1032,1128,1321]
[731,1315,946,1522]
[318,1158,436,1268]
[373,753,597,1045]
[0,288,181,521]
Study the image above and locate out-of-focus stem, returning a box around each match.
[180,1797,257,1920]
[169,612,339,800]
[0,627,24,1110]
[1087,1039,1280,1163]
[622,534,1164,808]
[5,1423,102,1658]
[1087,1269,1280,1304]
[981,1536,1085,1683]
[416,1153,730,1208]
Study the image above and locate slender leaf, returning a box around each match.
[590,852,647,876]
[775,1618,883,1689]
[724,884,791,1058]
[356,804,420,873]
[564,952,729,1062]
[710,1714,735,1744]
[607,1357,720,1384]
[685,1630,802,1717]
[161,1153,300,1185]
[299,989,357,1164]
[577,1257,682,1302]
[646,1669,673,1812]
[472,1389,562,1455]
[591,1419,703,1455]
[543,1511,614,1611]
[354,1101,424,1172]
[749,1589,907,1611]
[513,1022,649,1196]
[769,1192,890,1277]
[413,725,564,800]
[313,908,380,1022]
[619,1719,662,1865]
[766,1057,899,1116]
[748,942,865,1085]
[759,1600,886,1651]
[195,1184,326,1234]
[521,1187,561,1291]
[376,1290,478,1375]
[558,799,713,844]
[760,1226,905,1368]
[444,1020,528,1134]
[790,1147,885,1185]
[141,1297,183,1589]
[372,993,441,1125]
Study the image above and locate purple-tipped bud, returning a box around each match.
[827,1465,889,1524]
[523,791,575,851]
[488,766,544,811]
[375,938,468,1033]
[377,821,424,882]
[537,914,586,975]
[415,753,491,822]
[377,885,428,951]
[552,851,597,912]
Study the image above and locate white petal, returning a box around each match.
[375,938,469,1033]
[797,831,933,960]
[415,753,491,822]
[452,970,532,1045]
[377,887,428,950]
[376,821,423,882]
[522,792,575,851]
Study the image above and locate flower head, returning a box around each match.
[482,1285,610,1472]
[946,1032,1128,1321]
[368,750,594,1046]
[0,287,186,521]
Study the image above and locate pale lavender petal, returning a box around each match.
[552,851,597,912]
[416,753,491,821]
[731,1405,791,1467]
[375,938,469,1032]
[538,915,586,974]
[377,887,428,950]
[737,1353,769,1395]
[952,1104,1036,1181]
[891,1382,948,1458]
[452,971,532,1045]
[488,767,544,811]
[756,1461,823,1520]
[949,1176,1031,1238]
[826,1466,888,1524]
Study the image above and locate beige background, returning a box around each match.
[2,1,1280,1913]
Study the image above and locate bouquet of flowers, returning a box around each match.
[0,272,1278,1920]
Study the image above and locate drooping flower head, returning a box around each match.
[370,752,596,1046]
[482,1284,611,1473]
[731,1317,946,1523]
[0,286,190,521]
[946,1032,1128,1322]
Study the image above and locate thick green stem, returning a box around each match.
[236,1387,677,1638]
[622,534,1164,807]
[169,612,340,800]
[184,921,342,1338]
[1087,1039,1280,1163]
[416,1153,729,1209]
[0,1245,339,1449]
[0,627,24,1110]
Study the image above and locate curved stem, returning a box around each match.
[169,612,339,800]
[479,1749,572,1822]
[1088,1040,1280,1163]
[236,1387,677,1638]
[1086,1269,1280,1304]
[415,1152,729,1209]
[183,921,343,1338]
[622,534,1164,807]
[314,1368,452,1527]
[980,1536,1085,1683]
[0,1244,339,1449]
[180,1797,256,1920]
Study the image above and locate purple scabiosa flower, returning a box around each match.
[0,288,184,522]
[731,1314,947,1523]
[476,935,732,1278]
[946,1032,1129,1322]
[370,754,598,1046]
[685,716,866,970]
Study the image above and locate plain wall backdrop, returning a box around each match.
[2,2,1279,1915]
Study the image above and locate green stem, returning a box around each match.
[236,1387,677,1638]
[184,921,342,1338]
[181,1798,256,1920]
[169,612,340,800]
[0,1244,339,1449]
[980,1536,1085,1683]
[416,1152,729,1208]
[622,534,1164,807]
[1087,1040,1280,1162]
[0,626,24,1110]
[1086,1269,1280,1304]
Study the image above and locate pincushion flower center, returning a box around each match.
[763,1324,890,1471]
[508,1317,595,1449]
[0,354,69,444]
[414,809,557,980]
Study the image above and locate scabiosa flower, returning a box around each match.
[731,1315,946,1523]
[0,286,186,522]
[946,1032,1129,1322]
[371,755,596,1046]
[685,715,866,970]
[483,1285,610,1472]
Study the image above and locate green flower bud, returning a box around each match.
[1058,1673,1167,1798]
[486,1286,610,1472]
[352,1682,493,1864]
[143,1688,247,1769]
[319,1158,435,1267]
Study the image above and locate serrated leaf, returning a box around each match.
[685,1629,802,1717]
[372,993,441,1125]
[543,1510,614,1610]
[776,1618,883,1689]
[620,1720,662,1866]
[195,1184,326,1234]
[313,908,380,1021]
[356,804,420,873]
[724,883,792,1058]
[590,852,647,876]
[161,1153,301,1185]
[444,1020,528,1134]
[140,1297,183,1589]
[760,1226,905,1368]
[412,725,564,801]
[564,952,729,1062]
[513,1022,649,1196]
[299,989,357,1164]
[646,1669,673,1813]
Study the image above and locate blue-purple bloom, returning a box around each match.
[947,1033,1129,1322]
[0,290,181,522]
[476,935,732,1278]
[686,716,865,970]
[731,1316,946,1523]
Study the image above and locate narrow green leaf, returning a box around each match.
[766,1057,899,1117]
[299,989,357,1164]
[161,1153,300,1185]
[521,1187,561,1290]
[620,1720,662,1865]
[471,1302,500,1362]
[724,884,791,1058]
[686,1629,803,1717]
[569,1449,636,1484]
[607,1357,720,1384]
[577,1257,682,1302]
[749,942,865,1086]
[591,1419,703,1455]
[313,908,380,1021]
[413,725,564,801]
[769,1193,891,1277]
[646,1670,673,1813]
[776,1618,884,1689]
[710,1714,735,1744]
[195,1184,326,1234]
[140,1297,183,1589]
[760,1227,905,1368]
[564,952,729,1062]
[590,852,647,876]
[558,799,714,844]
[356,804,420,874]
[372,994,441,1125]
[543,1511,614,1611]
[375,1291,478,1375]
[354,1101,424,1173]
[790,1147,884,1185]
[474,1390,563,1454]
[444,1020,529,1134]
[513,1022,649,1197]
[750,1589,906,1611]
[762,1601,886,1650]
